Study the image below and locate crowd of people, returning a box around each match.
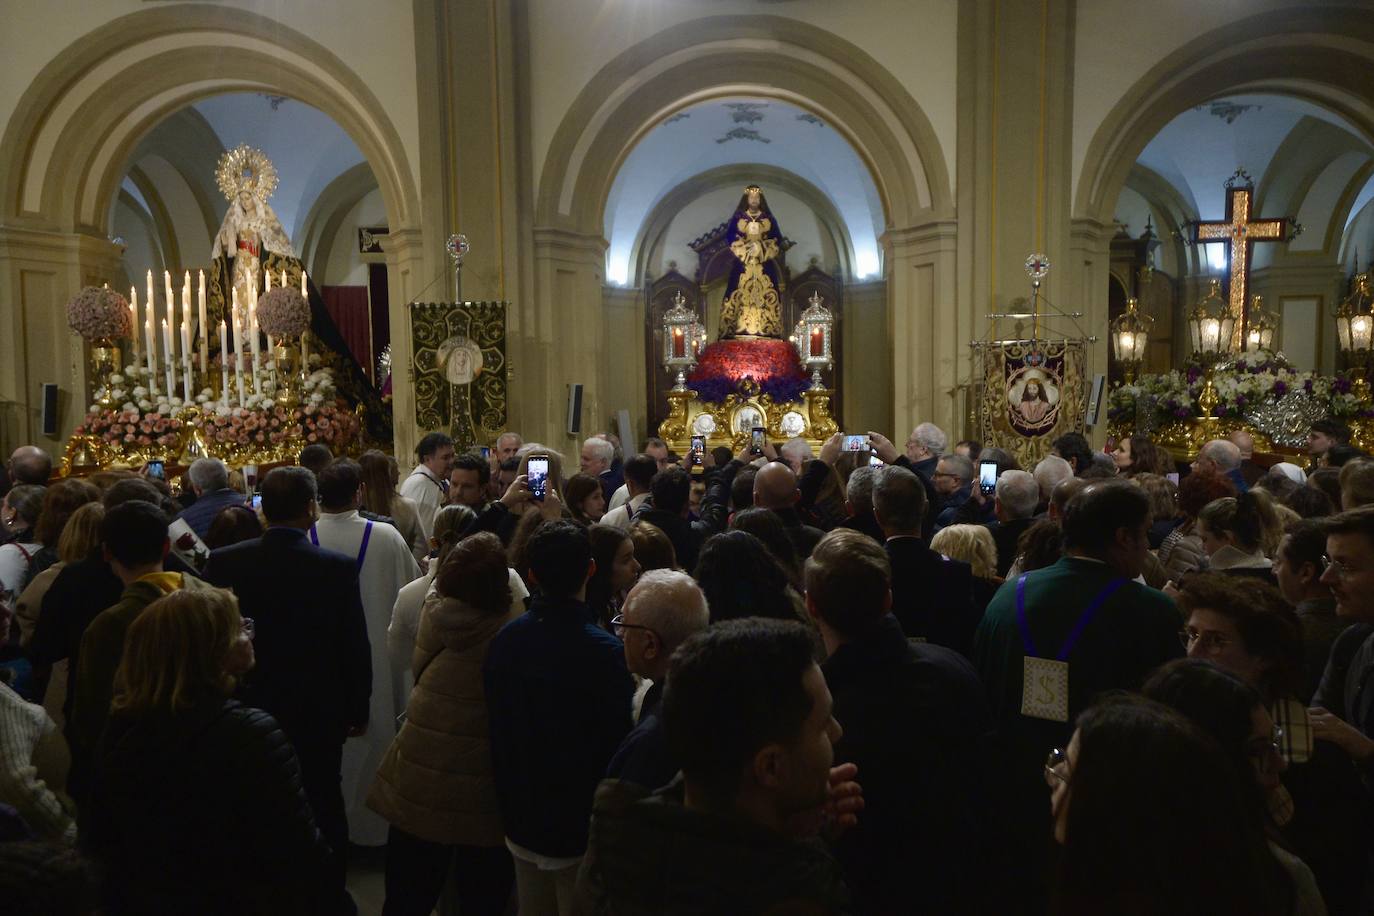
[0,415,1373,915]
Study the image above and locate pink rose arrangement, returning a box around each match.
[205,401,359,449]
[257,287,311,338]
[67,286,133,340]
[75,407,183,450]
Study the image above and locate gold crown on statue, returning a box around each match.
[216,144,279,204]
[744,185,762,194]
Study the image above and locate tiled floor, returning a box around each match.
[346,845,390,915]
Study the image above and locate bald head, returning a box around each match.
[1228,430,1254,459]
[8,446,53,485]
[753,461,800,510]
[621,569,709,681]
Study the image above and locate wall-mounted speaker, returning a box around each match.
[41,383,59,437]
[566,384,584,436]
[1086,373,1107,427]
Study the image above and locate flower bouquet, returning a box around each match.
[66,286,132,340]
[257,287,311,338]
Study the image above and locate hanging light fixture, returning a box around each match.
[1245,295,1277,353]
[661,291,698,391]
[1186,278,1235,419]
[1111,297,1153,384]
[1335,273,1374,402]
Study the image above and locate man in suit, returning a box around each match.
[808,529,998,914]
[753,461,825,560]
[873,465,981,656]
[204,466,371,912]
[174,457,248,539]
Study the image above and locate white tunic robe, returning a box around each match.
[312,509,421,846]
[397,465,445,541]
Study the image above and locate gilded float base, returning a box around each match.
[657,384,839,454]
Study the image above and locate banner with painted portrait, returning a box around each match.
[410,301,508,449]
[976,339,1085,468]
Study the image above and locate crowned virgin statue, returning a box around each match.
[209,144,391,441]
[718,185,785,338]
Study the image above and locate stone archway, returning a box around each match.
[0,3,423,453]
[529,14,955,442]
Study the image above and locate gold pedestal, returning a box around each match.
[657,384,839,455]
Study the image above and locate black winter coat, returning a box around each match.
[88,698,331,915]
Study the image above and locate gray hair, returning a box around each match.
[1033,455,1074,502]
[582,436,614,466]
[846,465,876,512]
[938,453,975,484]
[912,422,948,455]
[995,470,1039,519]
[780,437,814,461]
[872,465,925,532]
[1200,439,1241,472]
[187,457,229,493]
[623,569,710,651]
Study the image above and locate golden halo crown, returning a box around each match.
[216,144,279,204]
[744,184,762,194]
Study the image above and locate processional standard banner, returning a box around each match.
[975,339,1086,468]
[409,301,508,449]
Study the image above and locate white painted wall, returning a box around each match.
[324,188,386,287]
[523,0,959,203]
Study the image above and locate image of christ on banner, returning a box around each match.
[1006,364,1061,437]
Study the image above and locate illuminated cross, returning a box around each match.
[1190,169,1295,352]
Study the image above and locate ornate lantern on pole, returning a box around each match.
[1335,273,1374,402]
[797,291,835,389]
[1110,297,1152,384]
[1186,278,1236,419]
[661,291,698,391]
[1245,295,1277,353]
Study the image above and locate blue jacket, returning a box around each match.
[175,488,250,539]
[484,595,634,857]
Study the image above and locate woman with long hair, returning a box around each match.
[1143,659,1333,915]
[585,524,640,627]
[88,588,330,914]
[730,507,803,589]
[564,473,607,526]
[359,449,427,563]
[1112,434,1175,478]
[27,479,100,585]
[1049,694,1288,916]
[693,530,806,625]
[1159,472,1237,584]
[629,520,678,573]
[369,532,521,916]
[1197,490,1281,584]
[0,485,45,625]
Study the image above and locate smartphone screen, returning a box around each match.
[251,494,263,511]
[842,434,868,452]
[480,446,491,460]
[869,454,884,467]
[979,460,998,496]
[146,460,165,480]
[1166,472,1180,485]
[750,427,765,455]
[689,436,705,467]
[527,456,550,502]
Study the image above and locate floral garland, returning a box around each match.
[74,356,356,450]
[687,338,810,404]
[1108,349,1374,426]
[67,286,133,340]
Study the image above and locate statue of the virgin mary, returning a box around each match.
[209,144,390,442]
[718,185,785,339]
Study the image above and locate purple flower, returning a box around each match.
[1273,381,1288,396]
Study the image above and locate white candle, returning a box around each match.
[181,320,193,403]
[219,320,230,408]
[248,301,262,393]
[281,269,287,290]
[231,310,246,406]
[300,270,307,297]
[197,270,208,375]
[162,319,175,400]
[146,270,155,329]
[145,313,157,392]
[266,333,277,390]
[265,270,272,292]
[163,272,175,361]
[129,287,140,363]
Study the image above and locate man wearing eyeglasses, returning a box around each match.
[1310,506,1374,774]
[604,570,709,790]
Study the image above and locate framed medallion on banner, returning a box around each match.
[409,301,508,449]
[974,339,1087,468]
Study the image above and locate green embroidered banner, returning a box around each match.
[409,301,508,449]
